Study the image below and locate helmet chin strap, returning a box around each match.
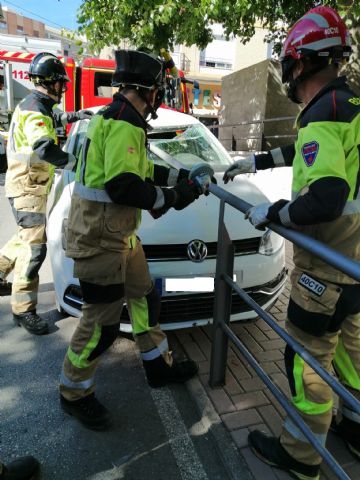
[286,62,329,104]
[138,89,158,120]
[38,81,63,103]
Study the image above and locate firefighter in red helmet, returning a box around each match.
[224,6,360,480]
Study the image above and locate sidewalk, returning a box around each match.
[0,179,249,480]
[175,242,360,480]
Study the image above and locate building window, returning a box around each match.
[16,25,24,34]
[199,59,232,70]
[0,21,7,30]
[33,30,39,37]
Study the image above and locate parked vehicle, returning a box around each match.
[47,106,286,332]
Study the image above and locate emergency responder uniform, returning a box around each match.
[59,49,200,431]
[0,52,92,334]
[224,7,360,480]
[0,456,39,480]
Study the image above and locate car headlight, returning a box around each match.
[258,230,284,256]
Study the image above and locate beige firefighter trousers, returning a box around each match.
[280,269,360,465]
[0,195,47,314]
[60,237,172,401]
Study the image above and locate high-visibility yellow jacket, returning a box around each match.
[5,90,69,198]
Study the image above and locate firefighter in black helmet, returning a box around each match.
[59,49,200,430]
[0,52,93,335]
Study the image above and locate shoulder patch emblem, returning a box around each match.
[301,141,319,167]
[36,121,46,127]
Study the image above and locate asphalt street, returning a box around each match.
[0,175,250,480]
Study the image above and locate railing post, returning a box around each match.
[209,199,234,387]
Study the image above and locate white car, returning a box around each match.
[47,107,286,332]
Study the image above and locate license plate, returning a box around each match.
[155,276,213,296]
[155,274,238,296]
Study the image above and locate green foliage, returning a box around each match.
[76,0,360,54]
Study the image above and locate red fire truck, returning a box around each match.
[0,50,196,120]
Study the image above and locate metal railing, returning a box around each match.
[206,116,297,150]
[208,183,360,480]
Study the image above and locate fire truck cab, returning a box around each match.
[0,51,196,122]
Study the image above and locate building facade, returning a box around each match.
[0,6,86,59]
[172,23,273,123]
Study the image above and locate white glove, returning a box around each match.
[223,154,256,184]
[244,202,272,230]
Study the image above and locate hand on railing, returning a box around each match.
[223,154,256,183]
[244,202,272,230]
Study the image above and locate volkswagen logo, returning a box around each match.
[187,239,208,263]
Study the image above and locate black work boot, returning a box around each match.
[331,416,360,461]
[60,393,113,431]
[13,312,49,335]
[248,430,320,480]
[0,455,39,479]
[144,356,199,388]
[0,279,12,296]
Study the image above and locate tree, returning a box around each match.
[77,0,360,90]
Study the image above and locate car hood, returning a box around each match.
[138,173,268,243]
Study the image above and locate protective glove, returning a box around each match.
[149,179,200,219]
[245,199,293,230]
[173,178,200,210]
[223,154,256,184]
[76,110,94,120]
[61,110,94,125]
[244,202,272,230]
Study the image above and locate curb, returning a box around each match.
[186,376,254,480]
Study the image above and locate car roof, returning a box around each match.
[87,105,200,129]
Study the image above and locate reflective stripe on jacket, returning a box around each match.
[66,94,155,259]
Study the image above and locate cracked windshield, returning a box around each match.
[148,124,232,168]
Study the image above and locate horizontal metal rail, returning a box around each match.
[217,116,296,128]
[209,183,360,283]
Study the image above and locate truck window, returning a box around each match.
[94,71,113,97]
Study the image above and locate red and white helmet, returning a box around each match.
[280,6,351,83]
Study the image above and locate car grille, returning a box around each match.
[63,268,286,325]
[143,237,261,261]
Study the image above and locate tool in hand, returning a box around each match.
[188,162,215,195]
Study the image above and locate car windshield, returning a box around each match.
[147,123,232,170]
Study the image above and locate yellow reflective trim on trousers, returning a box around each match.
[293,354,333,415]
[334,337,360,390]
[129,296,149,334]
[289,470,320,480]
[128,234,136,249]
[66,324,102,369]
